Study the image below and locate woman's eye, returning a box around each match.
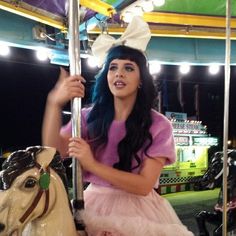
[125,66,134,72]
[109,65,117,71]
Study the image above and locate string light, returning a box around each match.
[179,63,191,75]
[35,48,49,61]
[0,44,10,56]
[87,56,98,68]
[208,64,220,75]
[141,1,154,12]
[153,0,165,7]
[149,60,161,74]
[121,0,165,23]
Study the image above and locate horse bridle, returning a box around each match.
[19,162,50,224]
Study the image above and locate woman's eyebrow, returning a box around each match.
[124,63,135,66]
[109,62,117,66]
[109,62,135,67]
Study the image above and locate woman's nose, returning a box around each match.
[115,68,124,78]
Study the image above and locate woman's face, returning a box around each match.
[107,59,141,100]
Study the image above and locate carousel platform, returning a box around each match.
[163,188,235,236]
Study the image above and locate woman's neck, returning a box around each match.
[114,97,136,121]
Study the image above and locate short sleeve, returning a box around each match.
[60,107,91,139]
[146,111,176,165]
[60,120,72,136]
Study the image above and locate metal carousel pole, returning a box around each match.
[68,0,86,235]
[222,0,231,235]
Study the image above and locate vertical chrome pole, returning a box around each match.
[222,0,231,235]
[68,0,86,234]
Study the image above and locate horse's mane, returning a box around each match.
[0,146,69,192]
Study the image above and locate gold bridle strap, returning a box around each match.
[19,163,50,224]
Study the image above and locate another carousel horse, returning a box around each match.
[195,150,236,236]
[0,156,5,171]
[0,146,79,236]
[193,151,223,191]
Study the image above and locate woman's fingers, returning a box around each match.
[68,138,96,171]
[62,77,85,98]
[66,74,86,83]
[68,139,83,159]
[69,137,84,144]
[59,67,69,79]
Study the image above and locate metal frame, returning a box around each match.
[222,1,231,235]
[68,0,86,234]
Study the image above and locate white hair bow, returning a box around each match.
[91,16,151,67]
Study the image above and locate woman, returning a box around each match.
[42,44,193,235]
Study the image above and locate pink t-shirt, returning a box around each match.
[61,107,176,187]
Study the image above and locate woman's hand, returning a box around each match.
[48,67,86,108]
[68,137,96,171]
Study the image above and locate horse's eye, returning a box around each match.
[24,178,37,188]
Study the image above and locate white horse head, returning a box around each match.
[0,146,79,236]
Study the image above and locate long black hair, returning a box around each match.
[87,45,156,172]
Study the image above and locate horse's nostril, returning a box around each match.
[0,223,5,232]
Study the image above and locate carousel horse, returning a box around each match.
[0,156,5,171]
[195,150,236,236]
[0,146,79,236]
[193,151,223,191]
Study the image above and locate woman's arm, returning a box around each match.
[68,137,165,196]
[42,95,72,156]
[42,67,85,156]
[90,157,165,196]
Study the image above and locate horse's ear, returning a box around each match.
[37,147,57,168]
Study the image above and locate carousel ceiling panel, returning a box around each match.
[0,0,235,65]
[0,0,67,30]
[0,0,67,17]
[0,0,236,36]
[22,0,67,16]
[153,0,236,16]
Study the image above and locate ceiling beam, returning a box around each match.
[88,26,236,39]
[143,12,236,28]
[80,0,116,17]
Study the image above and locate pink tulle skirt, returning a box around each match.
[81,184,194,236]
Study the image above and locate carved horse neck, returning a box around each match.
[28,169,78,236]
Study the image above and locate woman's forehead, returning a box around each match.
[109,59,138,66]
